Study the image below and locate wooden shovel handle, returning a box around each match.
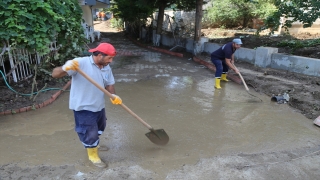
[233,64,249,91]
[77,69,153,130]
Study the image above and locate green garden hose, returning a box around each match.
[0,70,66,96]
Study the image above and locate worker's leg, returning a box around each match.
[221,61,229,81]
[212,59,223,89]
[74,109,107,168]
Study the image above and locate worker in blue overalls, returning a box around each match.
[210,38,242,89]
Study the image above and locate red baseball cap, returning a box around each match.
[88,43,117,56]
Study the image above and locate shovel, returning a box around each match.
[76,69,169,146]
[233,63,263,102]
[232,63,249,91]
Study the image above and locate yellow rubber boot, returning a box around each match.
[221,74,229,82]
[87,147,107,168]
[215,78,221,89]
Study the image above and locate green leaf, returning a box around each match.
[7,4,17,10]
[16,25,26,30]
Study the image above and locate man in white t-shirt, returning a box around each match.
[52,43,122,168]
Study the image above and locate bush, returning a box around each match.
[110,18,124,30]
[0,0,87,63]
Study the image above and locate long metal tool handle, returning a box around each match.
[233,64,249,91]
[77,69,154,130]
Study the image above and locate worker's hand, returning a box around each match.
[62,60,79,72]
[110,94,122,105]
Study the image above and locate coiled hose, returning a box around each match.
[0,70,65,96]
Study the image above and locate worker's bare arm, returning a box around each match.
[52,67,68,78]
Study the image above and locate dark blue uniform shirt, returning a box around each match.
[211,42,236,61]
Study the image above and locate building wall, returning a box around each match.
[282,18,320,35]
[81,6,93,26]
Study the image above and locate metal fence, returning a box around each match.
[0,22,100,83]
[0,41,58,83]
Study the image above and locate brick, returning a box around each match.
[44,99,53,106]
[26,106,33,111]
[19,107,28,112]
[51,91,61,100]
[38,103,44,108]
[4,110,12,115]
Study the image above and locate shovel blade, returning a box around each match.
[314,116,320,127]
[145,129,169,146]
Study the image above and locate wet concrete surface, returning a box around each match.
[1,33,320,179]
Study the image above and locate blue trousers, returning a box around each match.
[211,59,229,78]
[73,108,106,148]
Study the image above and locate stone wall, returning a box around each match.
[152,10,195,35]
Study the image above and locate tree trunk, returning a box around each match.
[193,0,203,55]
[156,1,166,35]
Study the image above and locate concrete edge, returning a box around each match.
[0,80,71,116]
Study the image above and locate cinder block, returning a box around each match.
[255,47,278,68]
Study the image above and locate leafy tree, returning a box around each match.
[110,0,196,36]
[110,0,156,36]
[204,0,276,28]
[265,0,320,32]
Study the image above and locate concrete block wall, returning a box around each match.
[160,35,320,77]
[204,42,320,77]
[255,47,278,68]
[186,38,194,53]
[161,34,176,47]
[271,54,320,77]
[203,42,220,54]
[234,48,256,64]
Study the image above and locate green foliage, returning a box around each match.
[266,0,320,31]
[250,0,277,19]
[110,0,197,30]
[204,0,276,28]
[276,37,320,54]
[110,18,124,30]
[167,0,197,11]
[204,0,242,27]
[277,38,320,50]
[111,0,155,22]
[110,0,157,37]
[0,0,87,63]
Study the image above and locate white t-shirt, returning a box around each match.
[67,56,115,112]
